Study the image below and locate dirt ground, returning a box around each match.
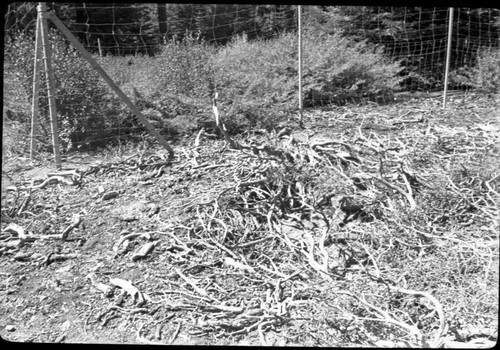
[1,93,498,346]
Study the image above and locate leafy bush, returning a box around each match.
[4,30,117,151]
[3,34,39,123]
[449,47,500,93]
[100,34,218,138]
[212,33,296,103]
[212,30,404,127]
[2,108,30,158]
[448,67,475,90]
[50,33,113,150]
[473,47,500,94]
[155,33,216,99]
[300,30,404,104]
[211,33,296,131]
[2,26,409,150]
[105,29,406,135]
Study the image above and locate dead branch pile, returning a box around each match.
[1,96,498,346]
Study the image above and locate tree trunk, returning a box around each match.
[157,3,167,37]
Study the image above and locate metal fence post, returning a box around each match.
[298,5,303,127]
[443,7,454,109]
[30,12,43,160]
[38,2,62,169]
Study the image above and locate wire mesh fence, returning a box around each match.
[3,4,500,161]
[328,7,500,91]
[2,5,499,346]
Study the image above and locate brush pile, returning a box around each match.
[1,94,498,346]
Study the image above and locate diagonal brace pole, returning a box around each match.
[30,11,43,160]
[43,6,175,159]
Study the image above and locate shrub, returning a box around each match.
[155,33,216,100]
[2,108,30,158]
[473,47,500,94]
[448,66,475,90]
[4,30,117,151]
[71,29,405,140]
[211,33,296,131]
[212,33,297,103]
[4,26,404,147]
[50,34,112,150]
[211,30,404,126]
[300,30,404,104]
[98,54,162,100]
[3,34,38,126]
[448,47,500,93]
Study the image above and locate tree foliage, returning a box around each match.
[326,7,500,90]
[3,4,499,91]
[4,3,298,54]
